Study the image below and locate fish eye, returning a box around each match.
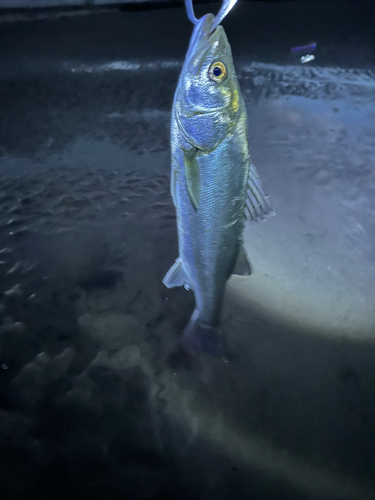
[208,61,227,83]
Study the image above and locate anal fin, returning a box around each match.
[245,162,276,222]
[163,258,189,289]
[233,244,253,276]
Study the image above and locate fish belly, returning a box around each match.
[174,123,248,326]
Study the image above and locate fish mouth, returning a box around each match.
[190,36,223,76]
[188,13,215,52]
[187,14,223,75]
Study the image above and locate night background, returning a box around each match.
[0,1,374,499]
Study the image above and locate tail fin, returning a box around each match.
[180,310,224,358]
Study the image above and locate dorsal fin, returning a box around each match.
[245,162,276,222]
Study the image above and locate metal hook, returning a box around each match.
[185,0,198,25]
[210,0,238,32]
[184,0,238,31]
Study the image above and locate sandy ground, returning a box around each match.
[0,3,375,500]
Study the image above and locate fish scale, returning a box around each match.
[163,1,274,356]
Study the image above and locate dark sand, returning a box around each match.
[0,2,375,499]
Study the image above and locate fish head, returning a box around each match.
[175,14,242,151]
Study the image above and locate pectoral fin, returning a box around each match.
[183,152,200,210]
[233,245,253,276]
[163,258,189,289]
[245,162,276,222]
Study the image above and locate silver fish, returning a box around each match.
[163,0,275,356]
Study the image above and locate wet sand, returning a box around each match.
[0,3,375,500]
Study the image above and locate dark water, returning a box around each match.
[0,3,375,500]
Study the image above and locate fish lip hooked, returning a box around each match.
[185,0,238,32]
[186,14,216,74]
[189,33,223,76]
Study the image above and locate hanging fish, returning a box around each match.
[163,0,275,357]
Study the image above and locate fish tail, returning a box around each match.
[180,309,224,358]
